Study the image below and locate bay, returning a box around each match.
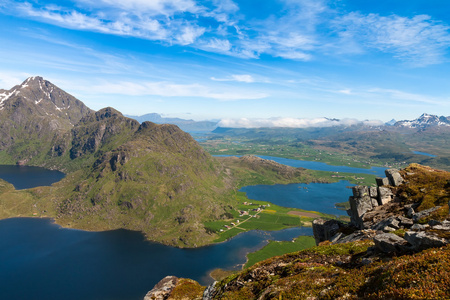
[0,165,64,190]
[240,181,353,216]
[0,218,312,300]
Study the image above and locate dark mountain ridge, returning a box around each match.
[126,112,218,132]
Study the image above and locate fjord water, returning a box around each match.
[240,180,353,216]
[0,165,64,189]
[0,218,311,300]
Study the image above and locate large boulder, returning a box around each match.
[144,276,179,300]
[378,187,394,205]
[373,233,409,253]
[412,206,442,223]
[348,186,373,228]
[312,219,345,245]
[385,169,404,186]
[404,231,448,251]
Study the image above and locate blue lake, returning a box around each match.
[240,181,353,216]
[0,165,64,189]
[215,155,386,177]
[412,151,436,157]
[0,218,312,300]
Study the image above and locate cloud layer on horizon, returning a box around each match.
[218,117,384,128]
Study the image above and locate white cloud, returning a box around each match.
[77,0,203,16]
[89,80,267,101]
[5,0,450,65]
[218,117,383,128]
[175,25,206,45]
[211,74,255,83]
[335,13,450,66]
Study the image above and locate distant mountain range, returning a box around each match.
[126,113,218,132]
[394,113,450,129]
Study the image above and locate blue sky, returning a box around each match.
[0,0,449,126]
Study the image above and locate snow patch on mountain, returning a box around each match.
[395,113,450,128]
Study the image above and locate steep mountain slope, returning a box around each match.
[0,76,92,165]
[51,110,233,247]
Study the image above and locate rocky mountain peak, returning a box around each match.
[0,76,92,126]
[394,113,450,128]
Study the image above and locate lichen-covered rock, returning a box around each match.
[144,276,179,300]
[404,231,448,251]
[412,206,442,223]
[385,169,404,186]
[378,186,394,205]
[373,233,409,253]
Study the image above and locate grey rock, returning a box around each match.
[349,193,373,229]
[432,224,450,231]
[372,217,400,231]
[352,185,369,198]
[382,226,397,232]
[334,229,377,244]
[371,198,379,207]
[369,186,378,198]
[376,177,390,187]
[144,276,178,300]
[203,281,218,300]
[329,232,345,243]
[412,206,442,222]
[397,216,414,227]
[312,219,344,245]
[373,233,409,253]
[428,220,442,226]
[404,231,448,251]
[411,224,429,231]
[406,206,415,218]
[385,169,404,186]
[378,187,394,205]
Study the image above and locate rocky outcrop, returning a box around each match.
[144,276,179,300]
[312,219,345,244]
[313,165,450,254]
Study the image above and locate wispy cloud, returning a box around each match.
[3,0,450,65]
[218,117,384,128]
[89,80,268,101]
[211,74,255,83]
[335,13,450,66]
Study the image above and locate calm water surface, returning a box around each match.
[241,181,353,216]
[0,165,64,189]
[412,151,436,157]
[0,218,312,300]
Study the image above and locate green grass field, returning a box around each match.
[244,235,316,268]
[204,192,334,243]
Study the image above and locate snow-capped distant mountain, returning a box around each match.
[394,113,450,128]
[385,119,397,126]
